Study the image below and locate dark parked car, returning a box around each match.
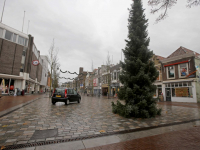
[51,88,81,105]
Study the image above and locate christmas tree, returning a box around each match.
[112,0,161,118]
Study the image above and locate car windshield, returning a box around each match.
[55,88,65,94]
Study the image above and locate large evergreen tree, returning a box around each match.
[112,0,161,118]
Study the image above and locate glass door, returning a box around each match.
[166,88,171,101]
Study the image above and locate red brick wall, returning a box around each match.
[37,64,42,82]
[29,53,37,79]
[0,39,23,75]
[12,45,23,75]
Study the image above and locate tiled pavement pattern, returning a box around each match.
[0,95,200,148]
[85,125,200,150]
[17,121,200,150]
[0,94,45,112]
[158,101,200,108]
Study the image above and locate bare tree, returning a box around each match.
[52,60,60,89]
[148,0,200,22]
[47,39,59,97]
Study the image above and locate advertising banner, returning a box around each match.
[93,78,97,86]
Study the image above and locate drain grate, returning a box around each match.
[2,118,200,150]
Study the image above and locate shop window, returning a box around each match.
[5,30,13,41]
[167,66,175,79]
[171,82,193,97]
[172,88,175,97]
[179,63,188,78]
[183,82,187,86]
[175,83,178,87]
[158,88,162,96]
[175,87,192,97]
[171,83,174,87]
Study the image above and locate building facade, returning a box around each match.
[0,23,48,95]
[110,63,121,97]
[152,55,165,99]
[161,46,200,103]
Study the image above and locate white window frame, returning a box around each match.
[167,66,175,79]
[5,30,13,41]
[178,63,189,78]
[0,27,3,38]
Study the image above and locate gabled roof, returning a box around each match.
[110,63,121,72]
[155,55,165,60]
[167,46,200,58]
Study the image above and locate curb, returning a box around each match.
[2,118,200,150]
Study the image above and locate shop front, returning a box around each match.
[101,84,108,96]
[153,84,163,100]
[111,83,120,97]
[0,78,16,94]
[163,80,197,103]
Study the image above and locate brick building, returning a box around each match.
[0,23,48,94]
[161,46,200,103]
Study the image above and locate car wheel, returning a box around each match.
[52,101,56,105]
[65,99,70,105]
[77,98,80,103]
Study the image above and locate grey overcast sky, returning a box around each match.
[0,0,200,83]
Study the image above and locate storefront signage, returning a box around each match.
[32,60,39,66]
[93,78,97,86]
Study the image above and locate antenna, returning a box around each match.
[27,20,30,34]
[0,0,6,23]
[22,11,26,32]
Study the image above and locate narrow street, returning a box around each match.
[0,94,200,149]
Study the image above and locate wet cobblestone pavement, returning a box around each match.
[85,126,200,150]
[0,95,200,147]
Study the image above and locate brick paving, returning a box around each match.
[158,101,200,108]
[0,95,200,148]
[0,94,46,112]
[85,126,200,150]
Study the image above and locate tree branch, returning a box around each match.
[187,0,200,8]
[148,0,177,22]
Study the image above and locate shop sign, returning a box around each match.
[32,60,39,66]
